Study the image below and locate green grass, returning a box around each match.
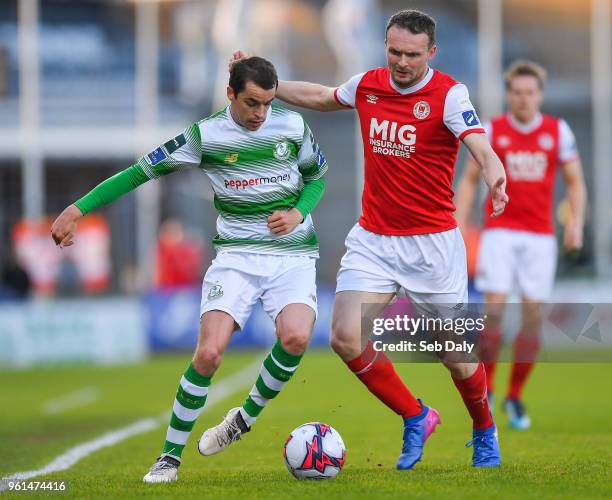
[1,352,611,499]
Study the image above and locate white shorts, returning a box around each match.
[336,224,468,306]
[475,228,557,301]
[200,251,317,329]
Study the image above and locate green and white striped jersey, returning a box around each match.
[137,104,328,257]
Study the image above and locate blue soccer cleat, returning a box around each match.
[466,424,501,467]
[396,402,441,470]
[503,398,531,430]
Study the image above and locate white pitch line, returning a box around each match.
[43,387,100,416]
[0,358,262,492]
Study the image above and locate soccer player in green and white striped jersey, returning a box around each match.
[50,57,328,484]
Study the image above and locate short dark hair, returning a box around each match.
[505,60,547,90]
[229,56,278,96]
[386,10,436,48]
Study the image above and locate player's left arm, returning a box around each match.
[558,119,586,251]
[443,84,508,218]
[561,158,586,251]
[462,133,508,218]
[267,121,328,235]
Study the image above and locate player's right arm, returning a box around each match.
[51,124,202,247]
[276,80,345,112]
[229,51,349,112]
[51,165,149,247]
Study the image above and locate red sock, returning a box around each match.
[346,341,422,419]
[507,332,540,400]
[452,363,494,430]
[479,326,502,393]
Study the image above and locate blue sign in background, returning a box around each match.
[143,286,335,351]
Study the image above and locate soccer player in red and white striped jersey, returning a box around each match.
[235,9,508,468]
[455,60,587,429]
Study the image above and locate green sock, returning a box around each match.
[162,363,211,459]
[240,340,304,427]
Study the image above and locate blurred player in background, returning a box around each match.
[235,9,508,468]
[51,57,329,483]
[455,60,586,429]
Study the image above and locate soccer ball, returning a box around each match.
[283,422,346,479]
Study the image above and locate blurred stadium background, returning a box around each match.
[0,0,610,367]
[1,2,611,497]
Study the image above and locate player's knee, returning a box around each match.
[330,337,342,357]
[521,310,543,333]
[330,331,357,360]
[278,327,310,356]
[443,360,475,379]
[330,315,352,351]
[192,346,223,376]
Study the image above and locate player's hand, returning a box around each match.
[564,221,583,251]
[490,177,509,218]
[267,208,304,235]
[51,204,83,248]
[229,50,248,71]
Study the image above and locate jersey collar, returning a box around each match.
[507,112,543,134]
[388,67,434,95]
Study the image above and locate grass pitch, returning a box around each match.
[1,351,610,499]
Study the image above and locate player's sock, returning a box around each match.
[162,363,211,460]
[346,340,422,419]
[479,326,502,393]
[507,332,540,400]
[452,362,494,430]
[240,340,303,427]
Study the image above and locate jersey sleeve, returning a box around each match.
[443,84,486,140]
[333,72,366,109]
[74,165,150,215]
[297,120,328,182]
[137,122,202,179]
[558,119,580,163]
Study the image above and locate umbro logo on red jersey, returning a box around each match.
[366,94,378,104]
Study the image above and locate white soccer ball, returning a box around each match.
[283,422,346,479]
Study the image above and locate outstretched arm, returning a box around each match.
[51,124,202,247]
[462,133,509,218]
[51,165,150,247]
[276,80,345,112]
[229,51,345,112]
